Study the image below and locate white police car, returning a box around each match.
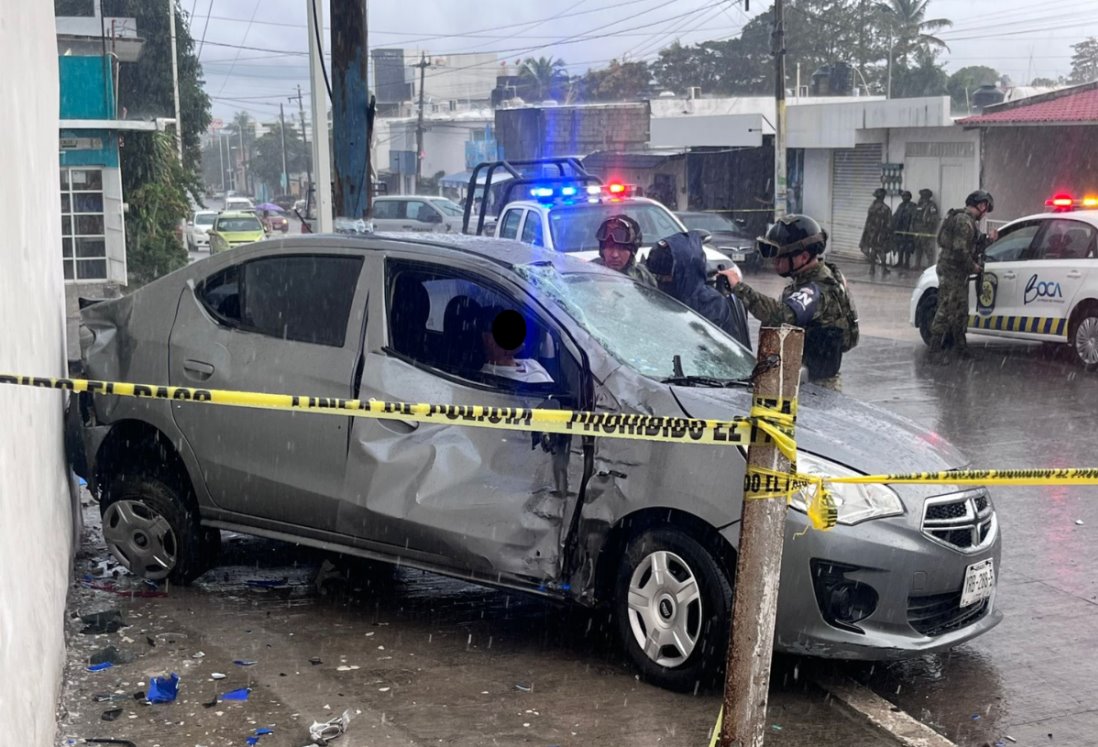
[910,197,1098,366]
[493,183,733,276]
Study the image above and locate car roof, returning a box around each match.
[193,209,218,216]
[1007,209,1098,228]
[217,210,262,219]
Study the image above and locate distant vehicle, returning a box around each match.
[259,209,289,234]
[224,196,255,212]
[186,210,218,252]
[272,194,296,211]
[207,211,265,254]
[910,196,1098,367]
[371,196,463,233]
[676,211,760,271]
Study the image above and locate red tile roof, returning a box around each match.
[959,83,1098,126]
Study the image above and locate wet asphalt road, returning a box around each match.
[58,264,1097,747]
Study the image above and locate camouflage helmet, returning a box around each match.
[873,187,888,199]
[757,214,828,260]
[596,214,643,250]
[965,189,995,213]
[918,188,933,197]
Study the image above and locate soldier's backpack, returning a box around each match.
[824,261,860,352]
[937,208,965,251]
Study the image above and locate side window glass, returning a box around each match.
[404,201,429,221]
[197,265,241,323]
[521,213,544,246]
[240,255,363,346]
[387,264,568,394]
[499,209,523,239]
[986,223,1040,262]
[1034,220,1096,260]
[373,200,399,220]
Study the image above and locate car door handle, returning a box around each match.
[1002,271,1016,279]
[183,359,215,380]
[1067,270,1083,278]
[401,224,415,230]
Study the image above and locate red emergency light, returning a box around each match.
[607,182,626,194]
[1045,193,1098,212]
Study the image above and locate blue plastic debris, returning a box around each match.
[245,579,287,588]
[245,726,274,745]
[234,659,258,667]
[78,476,87,487]
[220,687,251,701]
[86,662,113,673]
[145,673,180,704]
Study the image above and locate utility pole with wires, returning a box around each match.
[289,85,313,198]
[771,0,787,222]
[306,0,333,232]
[168,0,183,164]
[331,0,370,219]
[279,103,289,195]
[414,52,431,191]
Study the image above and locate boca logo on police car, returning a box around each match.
[977,271,998,315]
[1024,274,1063,305]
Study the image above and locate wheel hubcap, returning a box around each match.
[102,500,177,580]
[626,550,703,669]
[1075,317,1098,366]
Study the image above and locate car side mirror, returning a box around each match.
[734,218,747,228]
[186,220,194,226]
[697,229,713,243]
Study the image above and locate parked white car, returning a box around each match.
[910,207,1098,366]
[186,210,218,252]
[224,196,255,212]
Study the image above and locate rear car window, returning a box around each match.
[197,255,363,347]
[499,209,523,239]
[373,200,400,220]
[215,217,263,233]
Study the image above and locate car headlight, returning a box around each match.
[789,452,904,525]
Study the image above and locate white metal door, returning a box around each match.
[830,144,883,259]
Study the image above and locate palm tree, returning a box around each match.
[876,0,952,66]
[519,56,567,101]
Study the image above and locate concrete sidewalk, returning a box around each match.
[56,501,952,747]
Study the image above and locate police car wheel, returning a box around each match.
[1071,309,1098,368]
[917,290,938,346]
[615,528,732,692]
[101,472,213,584]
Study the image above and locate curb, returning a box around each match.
[813,675,959,747]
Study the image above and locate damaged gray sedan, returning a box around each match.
[71,234,1000,692]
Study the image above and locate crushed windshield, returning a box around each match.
[517,264,754,380]
[548,202,683,252]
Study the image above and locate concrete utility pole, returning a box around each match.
[331,0,369,219]
[290,85,313,198]
[168,0,183,163]
[772,0,787,221]
[279,103,289,194]
[218,132,226,194]
[414,52,431,190]
[720,325,804,747]
[306,0,333,232]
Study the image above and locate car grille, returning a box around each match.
[921,489,994,550]
[908,591,989,636]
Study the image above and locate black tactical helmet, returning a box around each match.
[757,214,828,260]
[965,189,995,213]
[873,187,887,199]
[901,190,912,200]
[919,188,933,197]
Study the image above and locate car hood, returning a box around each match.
[669,384,966,474]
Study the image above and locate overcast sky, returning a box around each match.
[190,0,1098,123]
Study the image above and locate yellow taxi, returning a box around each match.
[208,211,266,254]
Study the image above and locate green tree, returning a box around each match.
[518,56,568,101]
[947,65,1000,112]
[125,132,190,285]
[875,0,952,67]
[579,60,652,101]
[251,122,309,194]
[226,111,256,194]
[890,52,948,98]
[1069,37,1098,84]
[1030,76,1063,87]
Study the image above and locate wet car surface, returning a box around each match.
[73,233,1000,692]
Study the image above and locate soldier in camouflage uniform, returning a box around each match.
[859,188,893,277]
[927,190,997,358]
[891,190,917,269]
[592,214,657,287]
[912,188,940,271]
[718,214,859,391]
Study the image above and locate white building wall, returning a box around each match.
[803,149,833,233]
[0,3,77,745]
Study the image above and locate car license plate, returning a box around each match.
[959,558,995,608]
[732,250,747,261]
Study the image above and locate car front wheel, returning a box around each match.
[917,290,938,346]
[1071,306,1098,368]
[615,528,732,692]
[101,473,218,584]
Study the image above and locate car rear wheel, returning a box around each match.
[1071,309,1098,368]
[101,473,217,584]
[615,528,732,692]
[917,290,938,346]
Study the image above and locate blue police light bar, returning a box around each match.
[560,186,577,196]
[530,187,554,198]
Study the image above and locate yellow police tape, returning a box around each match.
[5,373,1098,533]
